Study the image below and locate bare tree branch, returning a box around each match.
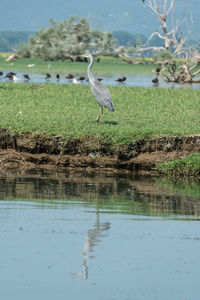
[138,46,166,52]
[166,0,175,15]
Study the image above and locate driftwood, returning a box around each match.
[5,53,19,61]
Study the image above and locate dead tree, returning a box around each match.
[161,54,200,83]
[139,0,200,84]
[117,1,190,64]
[117,0,200,83]
[140,0,192,56]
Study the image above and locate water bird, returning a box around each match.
[152,77,159,84]
[5,72,16,80]
[56,74,60,80]
[66,74,74,79]
[97,78,103,82]
[82,53,114,122]
[0,71,3,76]
[27,64,35,68]
[116,76,126,83]
[155,66,161,75]
[72,78,80,84]
[45,73,51,80]
[23,74,30,81]
[78,76,86,82]
[13,75,20,82]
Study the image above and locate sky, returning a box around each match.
[0,0,199,37]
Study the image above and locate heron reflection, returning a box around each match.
[74,212,110,280]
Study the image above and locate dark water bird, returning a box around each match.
[116,76,126,83]
[0,71,3,76]
[45,73,51,80]
[23,74,30,81]
[5,72,16,80]
[155,66,161,75]
[66,73,74,79]
[152,77,159,84]
[4,72,17,81]
[56,74,60,80]
[82,53,114,122]
[5,72,20,82]
[97,78,103,82]
[78,76,85,82]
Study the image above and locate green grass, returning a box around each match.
[0,83,199,145]
[0,56,155,76]
[156,154,200,176]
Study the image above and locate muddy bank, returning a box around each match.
[0,128,199,174]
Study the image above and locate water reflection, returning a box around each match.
[73,211,110,280]
[0,171,200,217]
[1,171,200,299]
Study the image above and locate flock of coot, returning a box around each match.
[0,71,159,85]
[0,71,130,85]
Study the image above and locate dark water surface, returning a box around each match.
[0,171,200,300]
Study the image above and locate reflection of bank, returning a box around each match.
[74,212,110,280]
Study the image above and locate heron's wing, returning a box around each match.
[91,79,114,112]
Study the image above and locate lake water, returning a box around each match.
[2,69,200,89]
[0,171,200,300]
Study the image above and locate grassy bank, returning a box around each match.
[156,154,200,177]
[0,83,199,145]
[0,56,155,75]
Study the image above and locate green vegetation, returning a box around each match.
[157,177,200,198]
[17,17,116,60]
[0,56,199,176]
[156,154,200,177]
[0,56,155,75]
[0,83,199,145]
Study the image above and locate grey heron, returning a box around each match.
[82,53,114,122]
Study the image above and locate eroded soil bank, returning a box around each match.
[0,128,199,174]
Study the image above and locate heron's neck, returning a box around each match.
[87,56,95,84]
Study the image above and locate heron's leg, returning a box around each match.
[96,106,103,122]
